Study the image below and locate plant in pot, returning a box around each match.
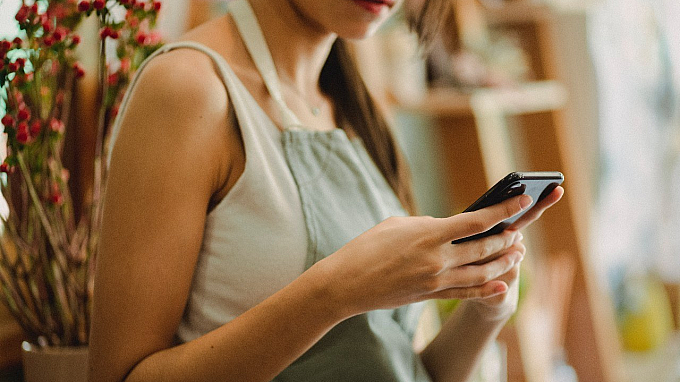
[0,1,162,380]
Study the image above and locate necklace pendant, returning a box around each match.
[311,107,320,116]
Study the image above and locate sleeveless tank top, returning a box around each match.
[107,1,431,380]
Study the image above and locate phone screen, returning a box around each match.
[451,171,564,244]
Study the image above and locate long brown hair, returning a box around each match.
[319,0,451,215]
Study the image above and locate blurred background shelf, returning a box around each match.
[399,81,567,118]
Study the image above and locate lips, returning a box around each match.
[352,0,395,15]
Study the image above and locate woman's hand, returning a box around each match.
[312,194,534,318]
[466,185,564,321]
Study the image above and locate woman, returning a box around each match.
[88,0,564,381]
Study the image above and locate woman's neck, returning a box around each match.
[248,0,337,92]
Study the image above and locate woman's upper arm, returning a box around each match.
[89,51,232,382]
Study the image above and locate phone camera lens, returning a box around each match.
[505,182,526,196]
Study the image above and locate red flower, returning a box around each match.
[153,1,162,12]
[107,72,119,86]
[15,5,29,23]
[72,35,81,45]
[119,57,131,73]
[17,107,30,121]
[53,27,67,42]
[77,1,90,12]
[0,40,11,51]
[43,35,55,47]
[15,58,25,68]
[100,26,115,39]
[30,3,38,14]
[93,0,105,10]
[148,32,162,45]
[8,62,19,72]
[0,163,11,173]
[49,118,65,133]
[42,19,53,34]
[17,122,30,144]
[49,189,64,205]
[73,63,86,78]
[30,120,42,136]
[12,37,22,46]
[135,32,147,45]
[1,115,14,128]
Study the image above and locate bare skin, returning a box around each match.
[88,0,564,381]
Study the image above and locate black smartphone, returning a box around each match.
[451,171,564,245]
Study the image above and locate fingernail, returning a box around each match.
[494,284,508,294]
[516,232,524,241]
[519,195,533,210]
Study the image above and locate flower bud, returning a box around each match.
[43,35,55,47]
[99,26,111,39]
[42,19,53,33]
[53,27,67,42]
[107,72,119,86]
[0,163,11,173]
[17,122,30,144]
[15,5,29,23]
[30,120,42,136]
[71,34,81,45]
[135,32,147,45]
[1,115,14,128]
[12,37,22,46]
[49,118,65,133]
[17,107,30,121]
[153,1,162,12]
[0,40,11,51]
[73,63,85,79]
[119,57,131,73]
[93,0,105,10]
[50,190,64,205]
[77,1,90,12]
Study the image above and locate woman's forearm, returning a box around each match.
[420,300,509,382]
[124,264,345,382]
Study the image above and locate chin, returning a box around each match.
[333,19,387,40]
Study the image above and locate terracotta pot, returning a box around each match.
[21,342,88,382]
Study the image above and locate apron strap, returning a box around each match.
[228,0,302,130]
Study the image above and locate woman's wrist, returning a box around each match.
[303,260,358,323]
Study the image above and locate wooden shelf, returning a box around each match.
[398,81,567,118]
[482,1,552,26]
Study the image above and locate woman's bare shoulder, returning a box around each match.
[128,48,229,121]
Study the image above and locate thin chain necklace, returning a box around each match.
[280,79,322,117]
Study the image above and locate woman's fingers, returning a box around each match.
[508,186,564,231]
[440,251,522,289]
[440,194,533,243]
[446,229,520,265]
[425,281,508,301]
